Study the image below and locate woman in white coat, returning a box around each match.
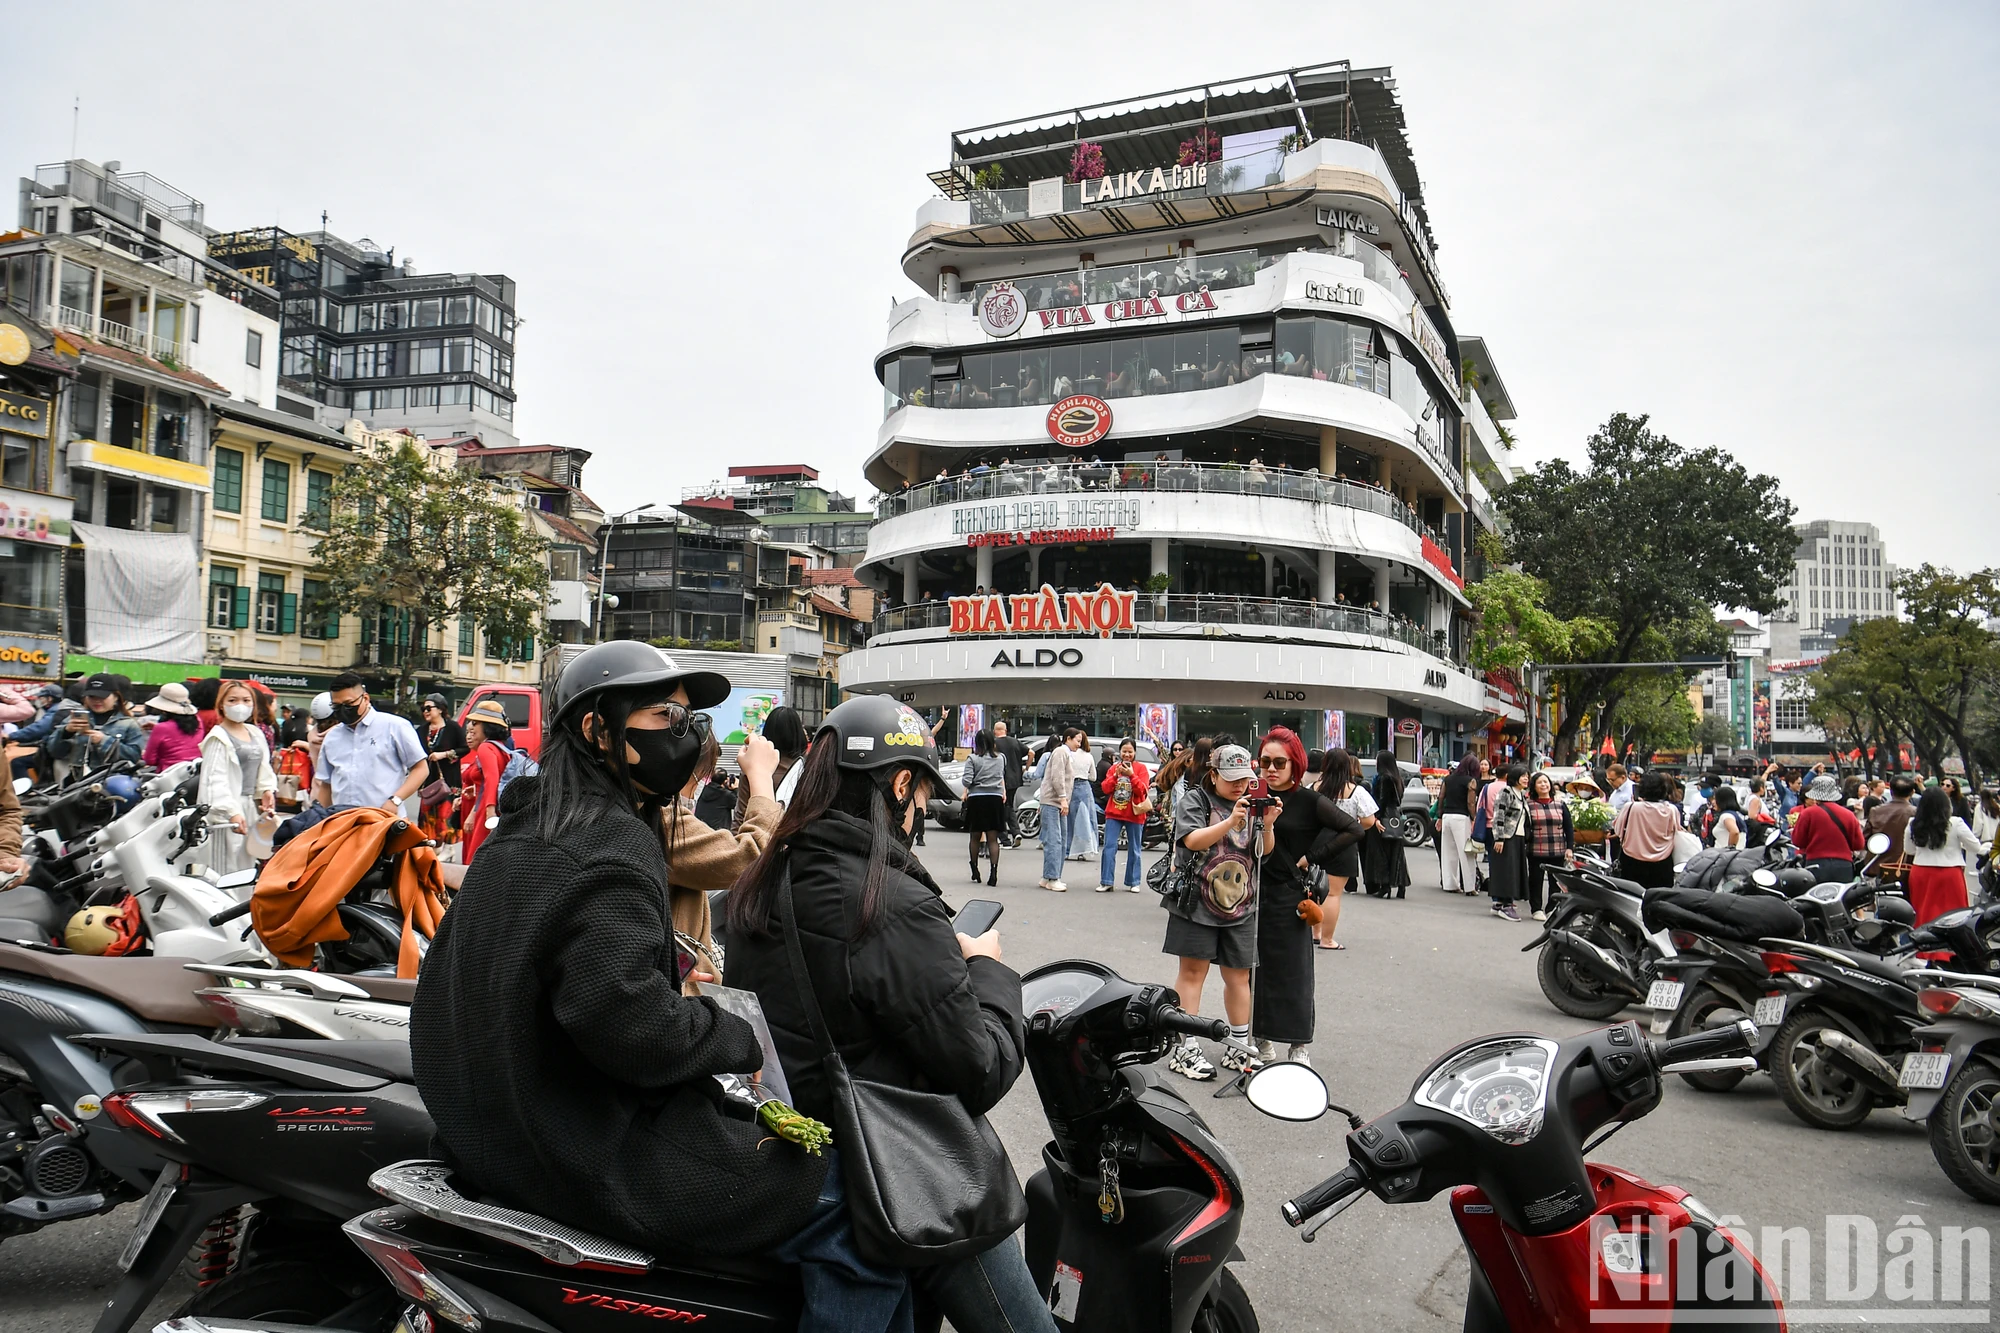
[200,679,278,873]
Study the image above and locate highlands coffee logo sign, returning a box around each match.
[949,583,1136,638]
[1046,395,1113,448]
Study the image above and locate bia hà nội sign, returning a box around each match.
[949,583,1137,638]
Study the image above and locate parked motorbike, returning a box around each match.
[324,960,1253,1333]
[1246,1018,1783,1329]
[75,1030,426,1332]
[1525,863,1669,1020]
[0,940,414,1265]
[1900,964,2000,1205]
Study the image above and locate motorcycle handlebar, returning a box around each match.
[207,899,254,928]
[1156,1008,1230,1042]
[1282,1164,1365,1227]
[1651,1018,1756,1069]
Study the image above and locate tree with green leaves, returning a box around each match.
[1694,712,1737,754]
[1596,670,1700,761]
[306,435,550,702]
[1493,413,1796,762]
[1807,566,1999,784]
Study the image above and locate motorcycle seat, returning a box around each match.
[0,943,216,1027]
[0,887,59,935]
[1590,873,1646,897]
[336,974,416,1004]
[229,1037,414,1084]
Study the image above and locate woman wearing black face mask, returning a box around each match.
[725,697,1055,1332]
[412,642,914,1332]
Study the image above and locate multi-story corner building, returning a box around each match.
[1772,520,1899,655]
[206,227,518,445]
[452,437,604,648]
[3,159,288,685]
[0,306,77,688]
[201,403,362,706]
[838,63,1517,761]
[685,465,873,565]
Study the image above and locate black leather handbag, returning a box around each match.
[778,872,1027,1267]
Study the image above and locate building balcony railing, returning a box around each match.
[870,594,1466,668]
[56,306,188,364]
[946,248,1267,315]
[876,459,1446,549]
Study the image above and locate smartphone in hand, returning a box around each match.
[953,898,1004,938]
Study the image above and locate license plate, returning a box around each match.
[117,1166,178,1272]
[1753,997,1786,1029]
[1899,1052,1951,1090]
[1646,981,1684,1011]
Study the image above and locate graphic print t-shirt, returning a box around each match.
[1103,761,1151,823]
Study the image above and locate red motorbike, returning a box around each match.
[1247,1018,1786,1331]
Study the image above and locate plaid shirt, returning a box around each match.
[1527,798,1570,859]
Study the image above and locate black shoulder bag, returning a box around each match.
[778,869,1027,1267]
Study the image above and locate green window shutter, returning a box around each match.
[279,593,298,635]
[261,459,292,522]
[519,634,534,663]
[458,619,474,655]
[213,449,244,513]
[231,585,250,628]
[304,470,333,529]
[325,607,340,638]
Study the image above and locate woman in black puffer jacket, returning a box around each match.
[412,643,911,1333]
[726,696,1056,1333]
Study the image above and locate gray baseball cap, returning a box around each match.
[309,691,334,721]
[1211,744,1255,781]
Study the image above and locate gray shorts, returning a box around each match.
[1163,912,1256,969]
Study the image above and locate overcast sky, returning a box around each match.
[11,2,1996,570]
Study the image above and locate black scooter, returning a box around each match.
[1526,864,1668,1020]
[334,961,1253,1333]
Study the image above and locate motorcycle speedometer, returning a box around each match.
[1021,968,1107,1021]
[1413,1037,1559,1146]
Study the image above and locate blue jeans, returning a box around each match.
[915,1235,1058,1333]
[1100,819,1143,887]
[1067,780,1098,856]
[768,1150,913,1333]
[1040,802,1068,881]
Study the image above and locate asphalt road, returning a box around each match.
[8,840,1995,1331]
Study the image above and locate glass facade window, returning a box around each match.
[261,459,291,522]
[210,566,239,628]
[150,488,180,533]
[890,314,1415,414]
[414,298,442,328]
[153,391,188,459]
[0,540,63,636]
[1,436,35,491]
[446,295,472,325]
[458,618,474,655]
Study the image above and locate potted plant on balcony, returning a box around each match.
[1066,141,1107,184]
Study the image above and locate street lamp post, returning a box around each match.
[595,503,658,642]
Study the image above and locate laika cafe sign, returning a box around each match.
[949,583,1137,638]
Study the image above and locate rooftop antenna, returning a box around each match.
[70,97,79,159]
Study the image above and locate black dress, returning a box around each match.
[1255,790,1361,1046]
[1362,771,1412,897]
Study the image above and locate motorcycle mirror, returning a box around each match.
[1750,868,1778,887]
[1866,832,1891,855]
[1244,1062,1331,1122]
[10,778,27,795]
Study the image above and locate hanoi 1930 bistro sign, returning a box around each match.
[953,496,1140,541]
[949,583,1137,638]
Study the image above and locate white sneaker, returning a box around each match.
[1166,1039,1215,1081]
[1532,910,1548,921]
[1127,883,1145,893]
[1254,1039,1278,1063]
[1095,883,1114,893]
[1045,879,1068,893]
[1287,1044,1312,1066]
[1220,1042,1262,1075]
